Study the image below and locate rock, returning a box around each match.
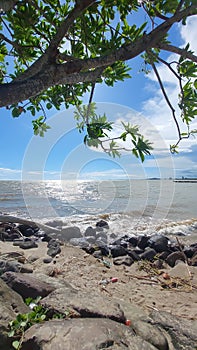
[21,318,157,350]
[113,255,134,266]
[138,236,149,250]
[18,240,38,250]
[183,246,197,258]
[42,232,55,242]
[150,310,197,350]
[110,245,128,258]
[84,226,96,237]
[69,237,89,248]
[0,279,29,350]
[1,271,55,299]
[127,249,141,261]
[166,251,185,267]
[132,319,168,350]
[92,250,103,259]
[0,258,33,274]
[40,287,125,322]
[96,219,109,229]
[157,251,172,260]
[190,254,197,266]
[85,236,96,244]
[17,224,39,236]
[128,236,138,247]
[140,248,157,261]
[56,226,82,241]
[47,239,61,257]
[148,235,169,253]
[43,257,53,264]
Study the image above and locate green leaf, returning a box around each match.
[12,340,20,350]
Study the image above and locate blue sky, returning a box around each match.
[0,15,197,181]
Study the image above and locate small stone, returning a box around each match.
[113,255,134,266]
[140,248,157,261]
[43,257,53,264]
[19,241,38,249]
[166,251,185,267]
[96,220,109,229]
[84,226,96,237]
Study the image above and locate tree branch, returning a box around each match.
[1,3,196,106]
[150,58,182,140]
[157,43,197,63]
[0,0,17,12]
[13,0,97,82]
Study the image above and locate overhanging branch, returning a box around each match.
[157,43,197,63]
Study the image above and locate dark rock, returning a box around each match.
[69,237,89,248]
[190,254,197,266]
[47,245,61,258]
[84,226,96,237]
[183,246,197,258]
[18,224,39,236]
[19,240,38,250]
[96,244,110,256]
[138,235,149,249]
[96,219,109,229]
[127,249,141,261]
[110,245,128,258]
[1,271,55,299]
[166,251,185,267]
[47,239,61,257]
[112,238,128,248]
[82,245,95,255]
[148,235,169,253]
[43,258,53,264]
[42,232,55,242]
[140,248,157,261]
[20,318,157,350]
[128,236,138,247]
[157,251,172,260]
[113,255,134,266]
[57,226,82,241]
[0,279,30,350]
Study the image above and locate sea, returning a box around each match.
[0,180,197,239]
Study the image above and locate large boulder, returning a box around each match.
[21,318,158,350]
[40,287,125,322]
[0,279,29,350]
[1,271,55,299]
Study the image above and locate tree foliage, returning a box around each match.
[0,0,196,160]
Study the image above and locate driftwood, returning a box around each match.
[0,215,61,233]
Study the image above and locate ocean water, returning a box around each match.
[0,180,197,238]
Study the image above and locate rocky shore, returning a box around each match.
[0,217,197,349]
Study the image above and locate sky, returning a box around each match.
[0,14,197,181]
